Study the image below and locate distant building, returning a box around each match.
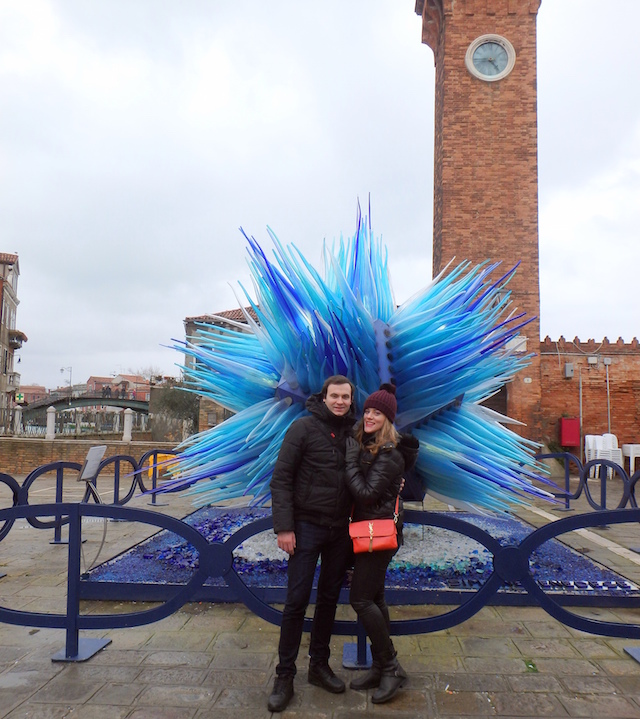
[87,375,116,397]
[183,308,258,432]
[0,253,27,429]
[112,374,150,401]
[18,384,48,404]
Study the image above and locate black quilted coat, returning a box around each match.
[270,393,356,534]
[345,434,420,538]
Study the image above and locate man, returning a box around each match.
[267,375,355,713]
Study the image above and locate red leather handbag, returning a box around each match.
[348,496,399,554]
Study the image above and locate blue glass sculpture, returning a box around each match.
[165,208,553,512]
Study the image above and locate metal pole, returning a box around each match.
[606,364,611,434]
[579,366,583,464]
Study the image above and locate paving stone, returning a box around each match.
[4,705,70,719]
[296,684,368,712]
[29,676,103,704]
[569,639,620,659]
[452,619,528,637]
[0,646,29,663]
[533,659,602,676]
[560,675,619,693]
[58,663,142,683]
[513,639,580,659]
[214,686,282,709]
[596,659,640,676]
[65,706,130,718]
[613,677,640,693]
[371,687,430,713]
[209,651,272,671]
[238,615,280,634]
[88,681,144,705]
[197,709,283,719]
[209,631,274,652]
[415,635,461,654]
[525,622,572,638]
[489,691,566,716]
[463,657,530,674]
[402,653,461,672]
[89,648,148,666]
[435,673,510,692]
[138,666,209,685]
[143,650,210,667]
[434,689,495,715]
[144,631,212,651]
[0,670,50,689]
[0,689,36,717]
[136,684,217,707]
[203,668,269,687]
[460,637,520,657]
[128,708,195,719]
[104,629,155,649]
[506,674,564,693]
[558,694,640,718]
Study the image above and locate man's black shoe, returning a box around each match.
[308,663,345,693]
[267,675,294,712]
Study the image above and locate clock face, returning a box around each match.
[473,42,508,77]
[465,34,516,82]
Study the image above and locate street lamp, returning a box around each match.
[60,366,72,404]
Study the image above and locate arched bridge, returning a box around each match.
[21,395,149,419]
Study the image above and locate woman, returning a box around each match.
[344,383,419,704]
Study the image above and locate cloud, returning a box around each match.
[2,0,639,390]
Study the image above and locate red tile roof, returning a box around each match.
[185,307,259,324]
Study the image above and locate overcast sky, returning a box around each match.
[2,0,639,390]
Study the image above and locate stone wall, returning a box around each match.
[0,437,176,477]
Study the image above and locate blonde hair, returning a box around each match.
[355,415,400,456]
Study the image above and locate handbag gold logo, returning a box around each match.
[368,521,374,552]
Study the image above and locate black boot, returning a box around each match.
[267,675,294,712]
[371,652,407,704]
[308,663,345,693]
[350,660,382,690]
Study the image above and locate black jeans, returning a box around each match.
[349,548,396,658]
[276,520,352,677]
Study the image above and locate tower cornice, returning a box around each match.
[416,0,541,55]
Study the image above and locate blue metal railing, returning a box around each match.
[536,452,640,510]
[1,450,640,662]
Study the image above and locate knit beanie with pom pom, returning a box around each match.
[363,383,397,423]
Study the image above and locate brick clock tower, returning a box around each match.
[415,0,542,439]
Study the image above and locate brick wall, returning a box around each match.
[423,0,542,435]
[0,438,176,477]
[540,336,640,449]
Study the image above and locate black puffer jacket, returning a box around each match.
[345,434,420,536]
[270,393,355,534]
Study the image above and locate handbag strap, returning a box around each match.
[350,493,401,524]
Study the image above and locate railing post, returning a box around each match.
[148,452,168,507]
[563,454,571,510]
[50,466,66,545]
[52,503,111,662]
[342,620,372,669]
[65,504,80,658]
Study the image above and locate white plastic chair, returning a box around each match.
[584,435,597,462]
[601,433,623,475]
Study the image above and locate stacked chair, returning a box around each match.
[584,433,623,478]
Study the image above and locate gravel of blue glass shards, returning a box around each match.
[85,508,638,596]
